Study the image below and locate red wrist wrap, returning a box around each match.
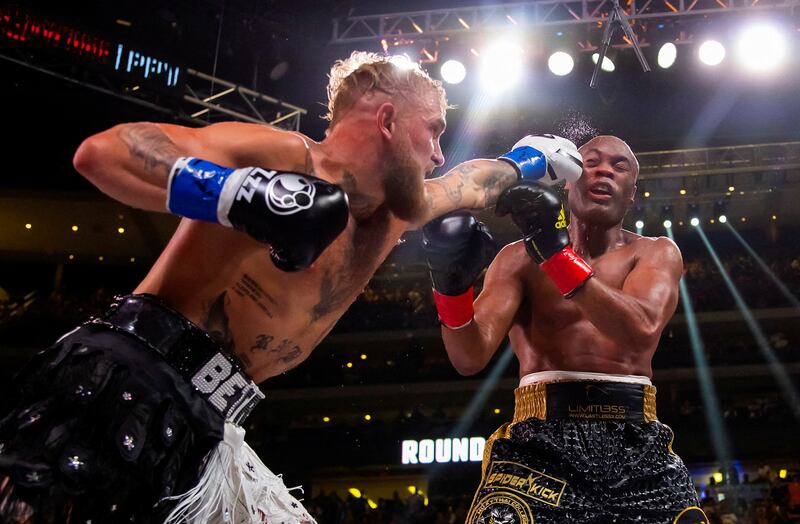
[432,287,475,329]
[540,246,594,297]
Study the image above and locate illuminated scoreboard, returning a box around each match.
[113,43,181,88]
[1,6,183,92]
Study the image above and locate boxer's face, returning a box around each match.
[383,89,446,222]
[568,136,638,227]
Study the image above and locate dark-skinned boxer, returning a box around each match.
[424,136,707,524]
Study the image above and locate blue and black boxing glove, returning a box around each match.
[167,157,349,272]
[497,134,583,186]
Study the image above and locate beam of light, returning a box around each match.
[682,82,739,147]
[657,42,677,69]
[666,228,732,469]
[437,89,497,173]
[425,344,516,485]
[724,222,800,310]
[699,40,726,66]
[695,225,800,419]
[448,344,516,438]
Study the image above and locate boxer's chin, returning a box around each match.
[383,139,428,222]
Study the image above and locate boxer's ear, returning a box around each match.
[627,184,638,209]
[377,102,396,140]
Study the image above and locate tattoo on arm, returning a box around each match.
[311,269,351,321]
[233,274,276,318]
[118,124,180,175]
[480,168,518,207]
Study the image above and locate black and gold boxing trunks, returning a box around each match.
[0,294,313,523]
[467,371,708,524]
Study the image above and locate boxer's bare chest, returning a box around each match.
[147,206,405,383]
[512,241,641,370]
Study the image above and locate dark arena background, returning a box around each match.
[2,0,800,522]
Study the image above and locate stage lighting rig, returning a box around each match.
[590,0,650,88]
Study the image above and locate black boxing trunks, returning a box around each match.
[467,371,708,524]
[0,294,314,523]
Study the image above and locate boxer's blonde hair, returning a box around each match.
[325,51,448,127]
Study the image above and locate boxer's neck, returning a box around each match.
[316,120,388,218]
[568,218,627,259]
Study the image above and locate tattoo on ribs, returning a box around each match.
[118,124,179,175]
[202,291,236,354]
[233,274,276,317]
[250,334,302,364]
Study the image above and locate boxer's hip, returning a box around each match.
[0,294,263,521]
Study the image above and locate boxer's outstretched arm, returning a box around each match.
[73,122,299,211]
[571,237,683,349]
[417,159,518,227]
[441,245,525,375]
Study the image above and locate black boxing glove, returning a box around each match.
[422,211,497,328]
[496,181,593,297]
[167,157,349,271]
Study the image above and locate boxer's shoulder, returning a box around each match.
[493,241,536,277]
[194,122,316,173]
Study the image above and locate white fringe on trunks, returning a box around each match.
[161,422,316,524]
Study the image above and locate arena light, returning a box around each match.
[661,205,675,230]
[688,203,701,226]
[714,199,728,223]
[591,53,615,72]
[548,51,574,76]
[633,206,646,234]
[390,54,417,71]
[440,59,466,84]
[348,488,362,498]
[736,23,788,73]
[480,40,525,92]
[699,40,726,66]
[657,42,677,69]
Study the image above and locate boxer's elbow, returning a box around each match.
[452,360,485,376]
[73,133,112,183]
[447,350,489,376]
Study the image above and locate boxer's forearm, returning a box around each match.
[424,159,517,218]
[441,322,497,376]
[74,123,179,212]
[570,278,665,349]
